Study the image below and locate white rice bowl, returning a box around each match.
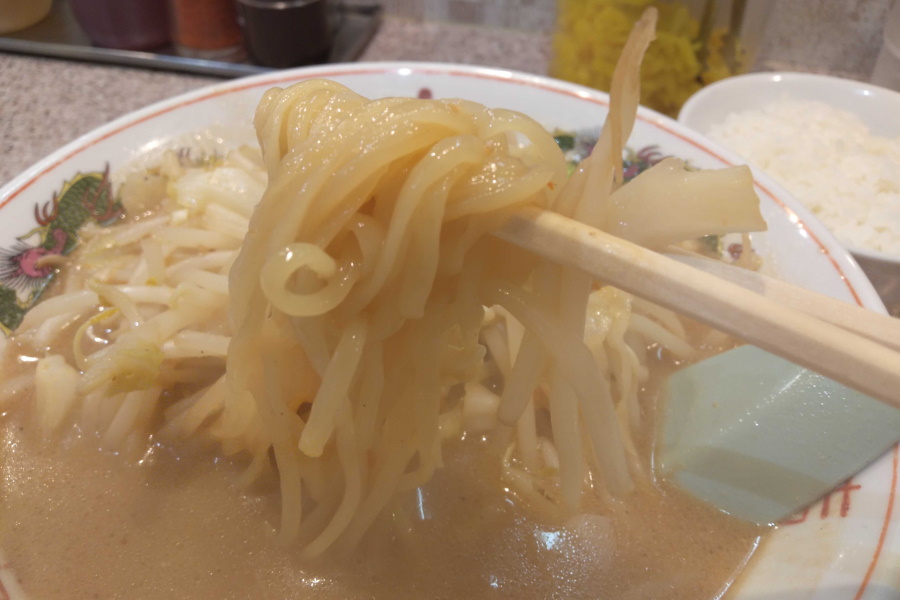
[679,72,900,264]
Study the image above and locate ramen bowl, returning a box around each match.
[0,63,896,599]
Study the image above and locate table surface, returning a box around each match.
[1,16,897,315]
[0,17,550,186]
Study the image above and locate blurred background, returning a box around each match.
[389,0,889,82]
[1,0,896,181]
[0,0,892,87]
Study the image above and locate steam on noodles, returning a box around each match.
[1,7,766,561]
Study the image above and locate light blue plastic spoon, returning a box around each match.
[660,346,900,525]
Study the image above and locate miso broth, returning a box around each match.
[0,405,763,600]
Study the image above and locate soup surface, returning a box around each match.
[0,390,762,600]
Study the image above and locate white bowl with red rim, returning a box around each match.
[0,63,896,599]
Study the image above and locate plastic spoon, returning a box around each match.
[661,346,900,524]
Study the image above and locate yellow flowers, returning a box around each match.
[551,0,745,116]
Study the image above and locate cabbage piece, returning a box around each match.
[605,157,766,249]
[170,166,266,218]
[462,381,501,432]
[35,355,82,435]
[119,170,167,214]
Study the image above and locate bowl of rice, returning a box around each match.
[678,71,900,313]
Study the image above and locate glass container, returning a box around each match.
[0,0,52,34]
[68,0,170,50]
[551,0,772,117]
[234,0,338,68]
[169,0,244,60]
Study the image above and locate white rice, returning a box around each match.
[708,98,900,256]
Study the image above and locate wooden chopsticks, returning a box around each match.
[496,207,900,411]
[665,247,900,354]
